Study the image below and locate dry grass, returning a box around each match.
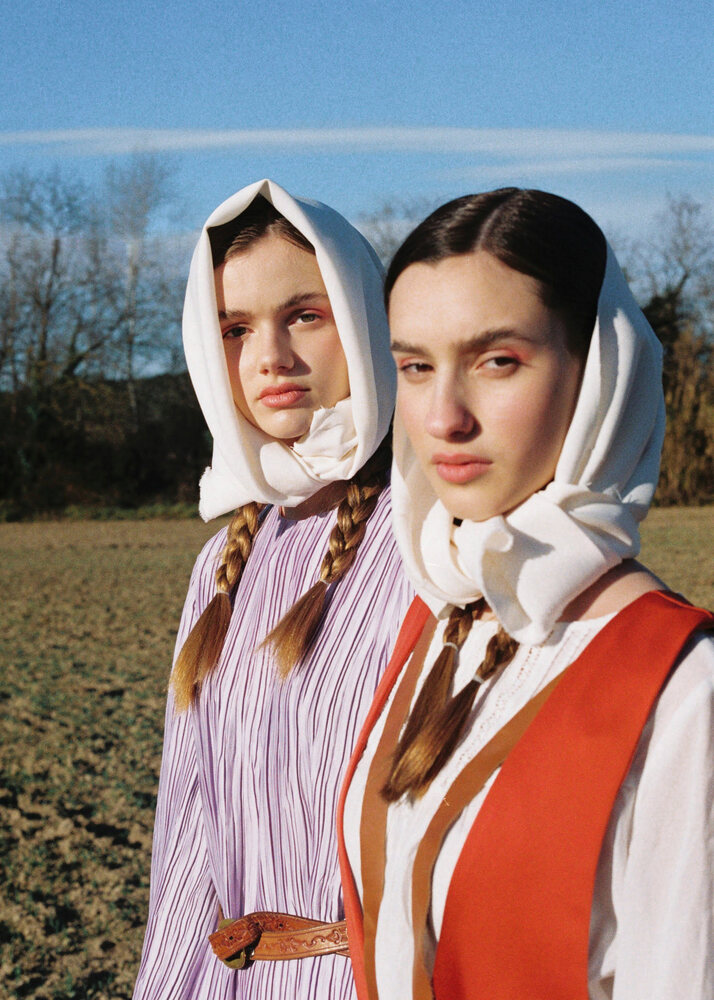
[0,510,711,998]
[639,506,713,609]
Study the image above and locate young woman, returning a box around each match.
[133,179,413,999]
[337,189,713,1000]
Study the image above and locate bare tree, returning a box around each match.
[103,155,182,424]
[0,231,21,393]
[357,197,438,267]
[616,195,714,504]
[617,195,714,332]
[0,167,118,393]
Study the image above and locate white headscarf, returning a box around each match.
[183,179,395,520]
[391,244,666,644]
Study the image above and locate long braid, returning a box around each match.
[171,501,265,711]
[382,601,519,802]
[263,439,392,678]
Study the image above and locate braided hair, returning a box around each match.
[263,437,391,677]
[171,502,265,712]
[172,440,390,709]
[382,600,519,802]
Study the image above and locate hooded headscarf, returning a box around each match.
[391,244,666,644]
[183,179,394,520]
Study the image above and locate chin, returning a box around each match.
[436,489,506,524]
[257,416,313,441]
[429,482,487,523]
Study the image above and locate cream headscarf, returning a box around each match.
[183,179,394,520]
[391,244,666,645]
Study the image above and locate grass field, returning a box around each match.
[0,509,711,998]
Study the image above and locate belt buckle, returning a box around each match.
[223,948,251,970]
[216,918,256,969]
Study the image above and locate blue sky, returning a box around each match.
[1,0,712,240]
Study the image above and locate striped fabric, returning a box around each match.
[133,484,413,999]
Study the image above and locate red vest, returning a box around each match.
[337,591,713,1000]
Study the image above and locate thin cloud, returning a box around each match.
[439,156,707,181]
[0,127,712,158]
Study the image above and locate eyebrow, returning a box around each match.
[390,328,535,356]
[217,291,330,322]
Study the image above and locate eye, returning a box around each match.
[481,354,520,374]
[222,324,249,340]
[397,360,433,377]
[291,310,323,327]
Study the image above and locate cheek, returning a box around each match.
[223,344,250,403]
[539,361,582,448]
[316,329,350,394]
[512,367,579,468]
[479,388,537,443]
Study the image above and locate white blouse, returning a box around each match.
[343,611,714,1000]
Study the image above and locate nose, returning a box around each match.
[424,375,476,440]
[258,324,294,375]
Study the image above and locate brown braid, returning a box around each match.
[171,501,265,711]
[263,438,392,678]
[382,600,519,802]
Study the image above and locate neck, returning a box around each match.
[280,480,349,521]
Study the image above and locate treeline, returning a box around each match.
[0,373,208,517]
[0,159,209,517]
[0,166,712,517]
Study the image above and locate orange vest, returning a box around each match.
[337,591,713,1000]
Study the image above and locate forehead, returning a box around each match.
[388,252,549,344]
[215,233,327,307]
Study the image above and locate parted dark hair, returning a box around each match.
[171,196,391,711]
[385,188,607,359]
[382,189,607,801]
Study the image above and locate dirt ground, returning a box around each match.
[0,510,711,998]
[0,519,222,999]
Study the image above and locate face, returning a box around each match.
[214,233,350,442]
[389,251,584,522]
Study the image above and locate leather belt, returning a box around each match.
[209,911,350,968]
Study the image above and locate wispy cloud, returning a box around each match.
[439,156,709,181]
[0,126,712,159]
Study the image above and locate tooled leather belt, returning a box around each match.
[209,911,349,968]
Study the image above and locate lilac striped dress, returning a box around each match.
[133,485,413,999]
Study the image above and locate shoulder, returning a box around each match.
[562,560,668,621]
[364,480,410,565]
[189,507,279,590]
[193,522,230,577]
[661,630,714,713]
[184,522,230,609]
[372,478,395,522]
[631,629,714,784]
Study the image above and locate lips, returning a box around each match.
[432,453,492,484]
[258,383,309,408]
